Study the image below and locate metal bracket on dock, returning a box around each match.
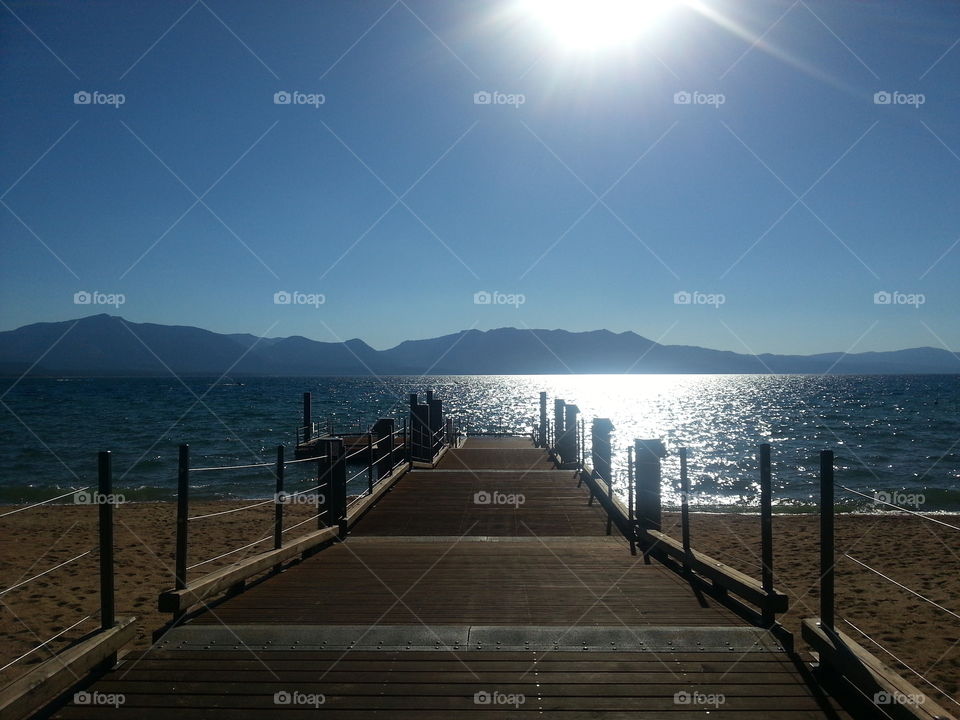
[158,624,784,653]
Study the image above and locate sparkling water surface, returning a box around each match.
[1,375,957,511]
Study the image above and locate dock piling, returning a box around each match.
[274,445,284,552]
[538,392,547,447]
[627,446,636,556]
[634,439,666,535]
[819,449,835,632]
[175,444,190,591]
[680,447,691,575]
[760,444,774,626]
[97,451,115,631]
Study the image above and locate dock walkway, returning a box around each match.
[53,437,851,718]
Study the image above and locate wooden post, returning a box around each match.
[538,392,547,447]
[680,447,691,575]
[760,444,774,626]
[366,432,374,494]
[373,418,394,482]
[427,392,443,457]
[330,438,348,539]
[403,416,409,463]
[175,444,189,591]
[634,439,666,533]
[553,399,565,454]
[274,445,284,551]
[627,446,636,556]
[561,404,579,468]
[445,417,453,446]
[317,450,330,530]
[820,450,835,632]
[97,451,115,630]
[592,418,615,535]
[302,392,312,443]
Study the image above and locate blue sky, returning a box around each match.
[1,0,958,355]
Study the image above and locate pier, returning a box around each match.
[2,391,954,719]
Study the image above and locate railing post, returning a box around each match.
[553,399,565,455]
[330,438,348,539]
[560,403,579,468]
[97,451,115,630]
[634,439,666,535]
[627,446,636,556]
[403,416,409,462]
[680,447,691,575]
[373,418,394,482]
[317,449,331,530]
[819,449,835,633]
[274,445,284,552]
[366,432,374,494]
[302,392,312,444]
[760,443,774,626]
[175,444,189,591]
[445,417,453,446]
[538,392,547,448]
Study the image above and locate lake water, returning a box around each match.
[1,375,958,512]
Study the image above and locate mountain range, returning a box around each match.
[0,314,957,376]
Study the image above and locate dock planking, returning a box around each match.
[53,436,853,718]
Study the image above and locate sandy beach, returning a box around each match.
[2,504,958,707]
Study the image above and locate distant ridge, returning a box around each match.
[0,315,957,376]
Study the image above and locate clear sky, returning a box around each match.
[1,0,958,355]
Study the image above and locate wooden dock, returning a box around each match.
[50,436,853,719]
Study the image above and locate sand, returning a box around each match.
[2,504,958,708]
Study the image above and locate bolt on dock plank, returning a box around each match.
[53,437,854,719]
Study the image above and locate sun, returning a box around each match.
[520,0,681,51]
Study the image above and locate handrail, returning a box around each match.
[0,487,90,517]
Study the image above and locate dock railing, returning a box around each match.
[0,452,136,719]
[802,451,959,720]
[537,389,958,720]
[160,389,455,619]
